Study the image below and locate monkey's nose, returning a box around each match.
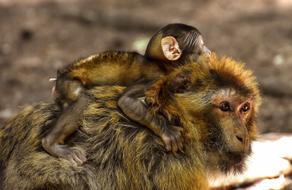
[236,135,244,143]
[202,46,211,55]
[235,133,250,154]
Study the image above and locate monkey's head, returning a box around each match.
[159,54,261,174]
[145,23,210,65]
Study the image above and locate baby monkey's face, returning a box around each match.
[178,34,211,62]
[195,35,211,56]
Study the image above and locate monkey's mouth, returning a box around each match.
[221,152,248,174]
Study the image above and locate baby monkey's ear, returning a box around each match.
[168,71,193,93]
[161,36,182,61]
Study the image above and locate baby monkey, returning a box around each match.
[42,23,211,165]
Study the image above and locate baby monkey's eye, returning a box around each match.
[240,103,250,113]
[219,101,231,112]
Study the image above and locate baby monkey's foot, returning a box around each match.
[160,125,184,154]
[42,139,87,165]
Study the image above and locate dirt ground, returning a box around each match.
[0,0,292,133]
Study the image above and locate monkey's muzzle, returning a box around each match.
[202,46,211,55]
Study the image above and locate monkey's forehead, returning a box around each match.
[211,88,255,101]
[216,88,244,96]
[196,55,258,91]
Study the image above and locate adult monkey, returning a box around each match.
[0,55,261,190]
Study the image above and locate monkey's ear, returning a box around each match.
[168,71,192,93]
[161,36,182,61]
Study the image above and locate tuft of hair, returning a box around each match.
[201,54,262,112]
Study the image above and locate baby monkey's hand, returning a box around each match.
[149,114,184,154]
[161,125,184,154]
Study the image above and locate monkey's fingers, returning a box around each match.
[65,153,84,166]
[170,126,185,151]
[69,148,87,166]
[67,154,83,166]
[171,136,179,154]
[161,134,172,152]
[177,138,185,153]
[44,143,87,166]
[174,133,184,153]
[161,125,185,153]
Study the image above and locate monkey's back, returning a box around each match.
[0,86,206,190]
[59,51,165,86]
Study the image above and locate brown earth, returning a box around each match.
[0,0,292,134]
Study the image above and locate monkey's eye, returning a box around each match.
[219,101,231,112]
[240,103,250,113]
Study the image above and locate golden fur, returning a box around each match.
[0,54,261,190]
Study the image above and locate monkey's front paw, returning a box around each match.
[61,146,87,166]
[161,126,184,154]
[42,140,87,166]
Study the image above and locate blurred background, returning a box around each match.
[0,0,292,134]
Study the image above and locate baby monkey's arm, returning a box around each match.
[42,79,88,165]
[118,84,184,153]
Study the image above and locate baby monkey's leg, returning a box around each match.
[42,95,89,165]
[118,85,184,153]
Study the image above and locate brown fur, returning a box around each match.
[59,51,163,86]
[0,55,261,190]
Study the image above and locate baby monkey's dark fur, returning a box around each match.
[42,23,210,164]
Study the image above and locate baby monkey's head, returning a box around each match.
[145,23,211,64]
